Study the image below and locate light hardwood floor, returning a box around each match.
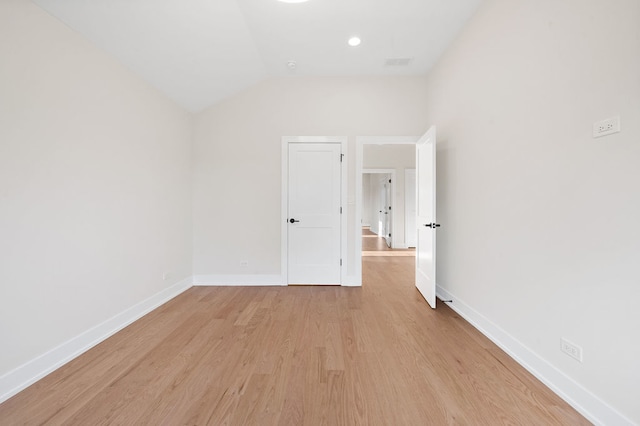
[0,232,589,425]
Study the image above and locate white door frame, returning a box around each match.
[404,168,417,248]
[355,136,419,286]
[362,169,396,243]
[282,136,348,286]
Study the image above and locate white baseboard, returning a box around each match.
[342,275,362,287]
[436,286,635,426]
[193,274,285,286]
[193,274,362,288]
[0,278,193,404]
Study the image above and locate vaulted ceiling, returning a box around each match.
[32,0,482,112]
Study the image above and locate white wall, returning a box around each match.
[0,0,193,380]
[362,174,373,227]
[193,76,428,280]
[425,0,640,423]
[364,145,416,248]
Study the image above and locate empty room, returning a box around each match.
[1,0,638,424]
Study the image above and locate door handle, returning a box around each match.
[424,223,441,228]
[289,218,300,224]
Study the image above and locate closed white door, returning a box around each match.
[405,169,417,248]
[416,126,438,309]
[287,143,342,285]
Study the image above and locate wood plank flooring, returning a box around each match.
[0,233,589,425]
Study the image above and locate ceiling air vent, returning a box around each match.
[384,57,413,67]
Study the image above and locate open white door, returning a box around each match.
[416,126,438,308]
[383,178,392,247]
[378,178,386,237]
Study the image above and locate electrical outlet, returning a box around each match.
[162,272,172,281]
[240,260,249,267]
[561,338,583,362]
[593,116,620,138]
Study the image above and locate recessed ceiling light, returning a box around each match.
[278,0,309,3]
[348,37,361,47]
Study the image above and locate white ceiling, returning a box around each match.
[32,0,482,112]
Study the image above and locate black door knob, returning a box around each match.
[289,218,300,224]
[424,223,441,228]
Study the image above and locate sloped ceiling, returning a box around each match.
[32,0,482,112]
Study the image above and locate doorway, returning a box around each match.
[355,137,419,286]
[281,136,347,285]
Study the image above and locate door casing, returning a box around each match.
[355,136,419,286]
[405,169,417,248]
[281,136,348,286]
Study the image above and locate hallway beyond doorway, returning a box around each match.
[362,227,415,257]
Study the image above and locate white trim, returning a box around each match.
[193,274,285,286]
[342,275,360,287]
[363,168,400,173]
[358,136,420,145]
[281,136,348,286]
[340,140,348,286]
[436,286,635,426]
[404,168,417,249]
[355,136,420,286]
[0,277,193,404]
[281,141,288,286]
